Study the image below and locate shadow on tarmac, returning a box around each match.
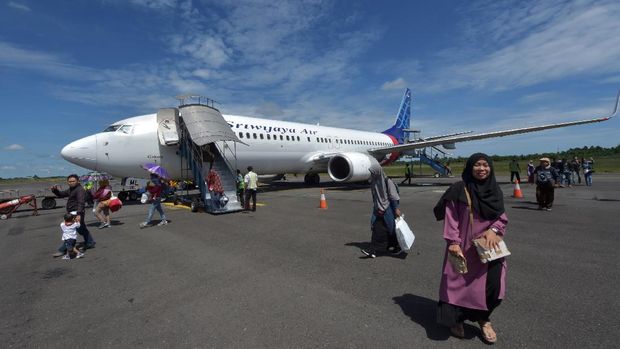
[393,294,481,341]
[511,205,541,211]
[344,242,409,259]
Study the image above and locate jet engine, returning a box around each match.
[328,153,381,182]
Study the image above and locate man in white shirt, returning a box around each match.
[244,166,258,211]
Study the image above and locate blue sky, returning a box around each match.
[1,0,619,178]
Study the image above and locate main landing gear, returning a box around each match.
[304,173,321,185]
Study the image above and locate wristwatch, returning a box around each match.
[490,227,499,234]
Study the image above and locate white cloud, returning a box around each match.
[600,75,620,84]
[4,144,24,151]
[129,0,177,10]
[170,34,232,68]
[192,69,211,79]
[1,165,17,170]
[424,1,620,92]
[254,102,284,117]
[8,2,31,11]
[382,78,407,90]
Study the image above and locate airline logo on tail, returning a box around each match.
[382,88,411,145]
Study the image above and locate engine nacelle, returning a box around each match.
[328,152,381,182]
[442,143,456,149]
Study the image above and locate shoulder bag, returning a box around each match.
[464,188,511,263]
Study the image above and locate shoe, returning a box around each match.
[78,247,85,253]
[360,249,376,258]
[545,207,552,211]
[390,247,404,255]
[62,254,70,260]
[98,222,110,229]
[479,321,497,343]
[157,220,168,226]
[76,252,85,259]
[52,252,65,258]
[450,322,465,338]
[139,222,150,228]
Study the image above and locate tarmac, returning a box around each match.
[1,174,619,348]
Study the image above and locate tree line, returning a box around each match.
[451,144,620,162]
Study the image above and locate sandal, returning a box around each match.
[450,322,465,338]
[479,321,497,344]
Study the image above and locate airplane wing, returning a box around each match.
[369,91,619,156]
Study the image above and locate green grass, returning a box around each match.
[386,155,620,177]
[0,177,64,186]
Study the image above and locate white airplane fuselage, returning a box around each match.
[61,113,398,180]
[60,88,617,181]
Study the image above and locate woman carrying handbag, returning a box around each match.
[433,153,509,344]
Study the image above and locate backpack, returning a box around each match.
[537,169,553,185]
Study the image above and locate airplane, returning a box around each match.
[60,89,618,185]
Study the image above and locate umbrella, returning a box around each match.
[80,171,112,182]
[142,163,170,180]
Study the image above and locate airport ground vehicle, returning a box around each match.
[0,190,50,219]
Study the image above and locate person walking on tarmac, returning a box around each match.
[361,167,402,258]
[139,176,168,227]
[527,160,535,184]
[509,158,521,183]
[51,174,96,257]
[534,157,559,211]
[433,153,508,344]
[401,163,412,185]
[244,166,258,211]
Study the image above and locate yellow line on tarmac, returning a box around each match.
[161,202,266,210]
[163,202,191,210]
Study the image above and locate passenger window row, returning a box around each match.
[237,132,390,147]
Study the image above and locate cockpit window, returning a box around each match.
[103,125,121,132]
[118,125,133,134]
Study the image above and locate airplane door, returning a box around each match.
[327,136,333,149]
[334,136,341,150]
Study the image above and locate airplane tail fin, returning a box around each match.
[382,88,411,144]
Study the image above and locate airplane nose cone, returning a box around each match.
[61,135,98,170]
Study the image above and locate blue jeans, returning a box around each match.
[563,172,572,186]
[585,172,593,186]
[58,212,95,252]
[209,191,222,209]
[145,198,166,223]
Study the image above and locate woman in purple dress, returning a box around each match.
[433,153,508,344]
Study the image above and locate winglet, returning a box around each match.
[609,89,620,119]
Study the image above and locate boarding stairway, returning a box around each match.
[172,98,244,214]
[419,151,451,177]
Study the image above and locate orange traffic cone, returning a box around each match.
[513,180,523,198]
[319,189,328,209]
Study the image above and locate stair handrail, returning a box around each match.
[213,141,238,175]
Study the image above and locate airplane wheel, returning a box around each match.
[41,197,57,210]
[0,214,7,220]
[304,173,321,185]
[129,191,138,201]
[117,191,128,202]
[311,173,321,185]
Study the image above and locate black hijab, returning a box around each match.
[433,153,505,221]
